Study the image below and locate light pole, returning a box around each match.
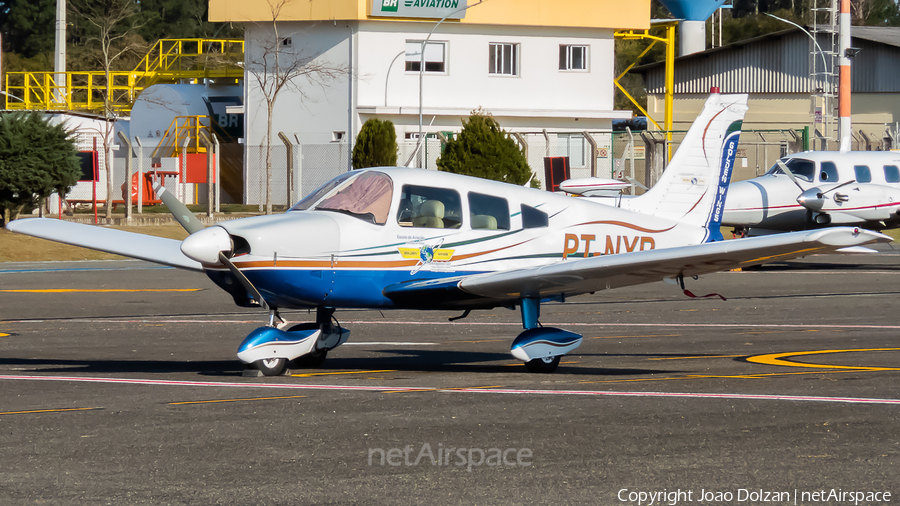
[414,0,486,167]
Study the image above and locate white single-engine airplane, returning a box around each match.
[723,150,900,235]
[7,92,891,375]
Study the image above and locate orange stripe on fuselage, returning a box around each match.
[571,221,676,234]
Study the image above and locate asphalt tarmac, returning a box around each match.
[1,254,899,505]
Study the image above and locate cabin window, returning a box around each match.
[521,205,548,229]
[314,171,394,225]
[819,162,838,182]
[290,172,355,211]
[854,165,872,183]
[397,185,462,229]
[468,192,510,231]
[885,165,900,183]
[766,158,814,182]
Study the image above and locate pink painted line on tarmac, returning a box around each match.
[1,374,899,405]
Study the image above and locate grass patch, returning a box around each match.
[1,224,189,263]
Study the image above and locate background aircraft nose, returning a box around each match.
[180,226,232,264]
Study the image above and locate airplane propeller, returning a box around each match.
[153,181,271,311]
[774,159,855,225]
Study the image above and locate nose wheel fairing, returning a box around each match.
[237,324,350,367]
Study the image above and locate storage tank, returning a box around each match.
[129,83,243,149]
[658,0,727,55]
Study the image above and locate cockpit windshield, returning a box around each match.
[765,158,815,182]
[312,171,394,225]
[289,172,355,212]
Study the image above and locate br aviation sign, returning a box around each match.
[371,0,469,19]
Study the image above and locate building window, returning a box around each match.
[279,37,292,48]
[559,44,588,71]
[405,41,446,73]
[489,43,519,76]
[332,131,345,142]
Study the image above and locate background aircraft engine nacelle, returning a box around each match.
[181,226,233,264]
[510,328,583,361]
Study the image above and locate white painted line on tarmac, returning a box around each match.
[1,374,899,406]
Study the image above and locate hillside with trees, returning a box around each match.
[0,0,243,74]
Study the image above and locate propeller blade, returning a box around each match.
[775,159,805,192]
[152,181,205,235]
[218,251,270,310]
[821,179,857,195]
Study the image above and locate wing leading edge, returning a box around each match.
[6,218,203,271]
[384,227,891,308]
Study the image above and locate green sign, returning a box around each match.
[371,0,469,19]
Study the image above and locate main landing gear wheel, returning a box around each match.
[525,356,561,373]
[256,357,288,376]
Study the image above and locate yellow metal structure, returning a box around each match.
[152,116,211,158]
[614,20,676,135]
[4,39,244,114]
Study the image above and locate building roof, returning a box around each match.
[209,0,649,30]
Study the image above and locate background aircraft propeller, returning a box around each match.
[774,159,855,227]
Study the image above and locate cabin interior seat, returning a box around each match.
[413,200,445,228]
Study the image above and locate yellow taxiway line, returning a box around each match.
[169,395,307,405]
[0,407,100,415]
[746,348,900,371]
[290,370,395,378]
[1,289,201,293]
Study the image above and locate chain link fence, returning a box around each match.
[48,128,810,213]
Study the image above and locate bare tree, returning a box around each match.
[70,0,145,218]
[246,0,347,214]
[851,0,874,24]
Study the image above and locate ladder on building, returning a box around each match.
[4,39,244,114]
[810,0,840,149]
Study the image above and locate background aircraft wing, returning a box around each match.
[383,227,891,308]
[6,218,203,271]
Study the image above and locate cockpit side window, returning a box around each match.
[314,171,394,225]
[854,165,872,183]
[290,172,355,211]
[521,205,548,229]
[766,158,815,182]
[468,192,510,230]
[819,162,838,182]
[397,184,462,229]
[884,165,900,183]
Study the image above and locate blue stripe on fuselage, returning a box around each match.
[226,268,485,309]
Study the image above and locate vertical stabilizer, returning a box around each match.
[624,91,748,242]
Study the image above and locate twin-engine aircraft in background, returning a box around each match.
[722,150,900,235]
[7,92,891,375]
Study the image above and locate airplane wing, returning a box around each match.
[383,227,891,308]
[6,218,203,271]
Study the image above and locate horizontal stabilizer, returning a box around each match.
[6,218,203,271]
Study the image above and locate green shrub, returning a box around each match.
[437,111,531,185]
[0,112,81,224]
[353,118,398,169]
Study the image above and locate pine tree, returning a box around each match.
[437,112,531,185]
[353,119,399,169]
[0,112,81,224]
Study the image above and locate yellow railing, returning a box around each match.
[4,38,243,113]
[152,116,211,158]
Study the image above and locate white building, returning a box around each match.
[210,0,648,202]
